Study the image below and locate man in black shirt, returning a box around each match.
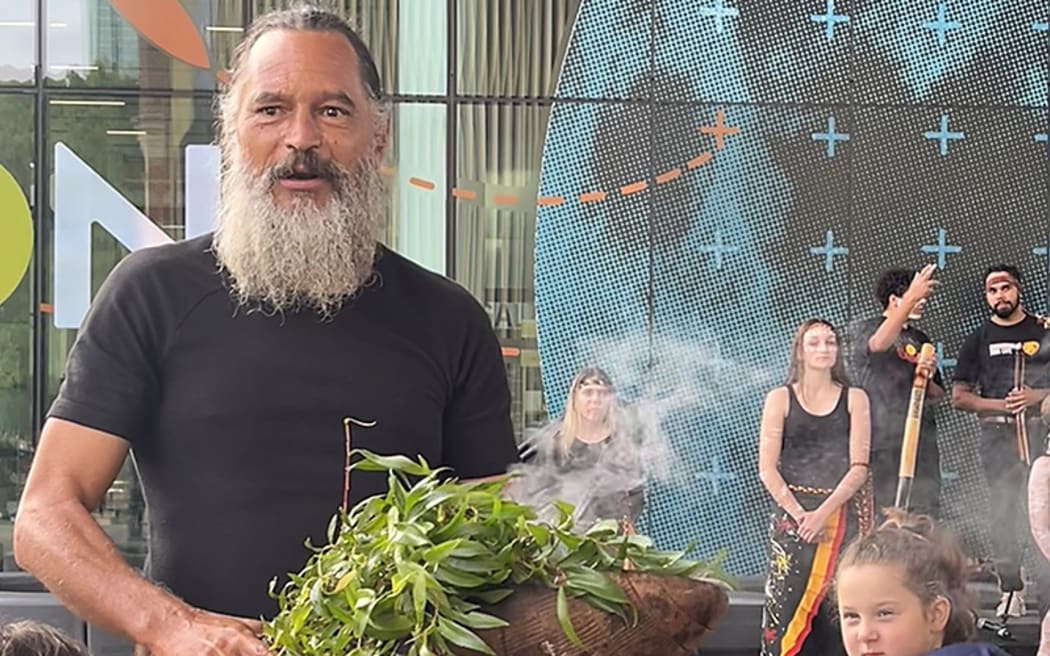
[953,264,1050,618]
[851,265,943,518]
[13,8,517,656]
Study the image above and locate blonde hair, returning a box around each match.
[558,367,615,457]
[834,510,976,645]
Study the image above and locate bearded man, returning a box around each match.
[13,7,516,655]
[953,264,1050,620]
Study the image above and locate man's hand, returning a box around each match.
[916,358,937,380]
[1006,386,1045,415]
[902,264,938,311]
[143,609,273,656]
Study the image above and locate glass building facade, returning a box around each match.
[0,0,577,562]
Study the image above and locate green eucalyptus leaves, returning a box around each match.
[263,450,727,656]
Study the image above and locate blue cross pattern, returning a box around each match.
[1032,232,1050,259]
[1032,233,1050,284]
[699,0,740,34]
[1034,17,1050,36]
[1036,127,1049,147]
[812,116,850,157]
[934,341,957,377]
[696,453,738,496]
[941,468,960,485]
[810,0,849,42]
[809,229,848,272]
[922,2,962,47]
[920,228,962,268]
[699,229,739,270]
[923,114,964,156]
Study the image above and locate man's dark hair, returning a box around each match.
[0,620,89,656]
[875,268,915,309]
[229,5,383,101]
[984,264,1022,285]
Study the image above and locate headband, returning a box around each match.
[985,272,1019,290]
[576,378,611,389]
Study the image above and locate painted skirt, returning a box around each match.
[760,484,873,656]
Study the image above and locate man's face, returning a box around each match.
[234,29,385,207]
[212,28,389,316]
[985,275,1021,319]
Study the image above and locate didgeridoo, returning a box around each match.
[895,342,936,510]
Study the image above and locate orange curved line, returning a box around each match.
[579,191,607,203]
[408,177,435,190]
[451,188,477,201]
[687,152,714,169]
[656,168,682,184]
[108,0,211,70]
[537,196,564,207]
[493,194,519,205]
[38,303,54,315]
[620,181,648,195]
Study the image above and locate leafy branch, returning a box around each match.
[264,450,729,656]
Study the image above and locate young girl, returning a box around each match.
[759,319,872,656]
[835,511,1009,656]
[0,619,89,656]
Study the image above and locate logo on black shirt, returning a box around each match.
[988,341,1041,358]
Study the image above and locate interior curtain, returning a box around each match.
[454,0,580,299]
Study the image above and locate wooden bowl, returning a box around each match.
[465,573,729,656]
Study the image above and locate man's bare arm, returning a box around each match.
[868,264,937,353]
[952,382,1006,414]
[15,419,188,641]
[867,303,911,354]
[14,419,269,656]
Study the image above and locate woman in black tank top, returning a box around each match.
[758,319,873,656]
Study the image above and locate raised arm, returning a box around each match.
[868,264,937,353]
[758,387,806,521]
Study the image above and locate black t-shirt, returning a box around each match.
[48,234,518,618]
[954,314,1050,402]
[850,316,941,452]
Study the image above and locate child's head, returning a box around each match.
[834,511,974,656]
[0,620,89,656]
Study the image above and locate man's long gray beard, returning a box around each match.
[213,148,386,319]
